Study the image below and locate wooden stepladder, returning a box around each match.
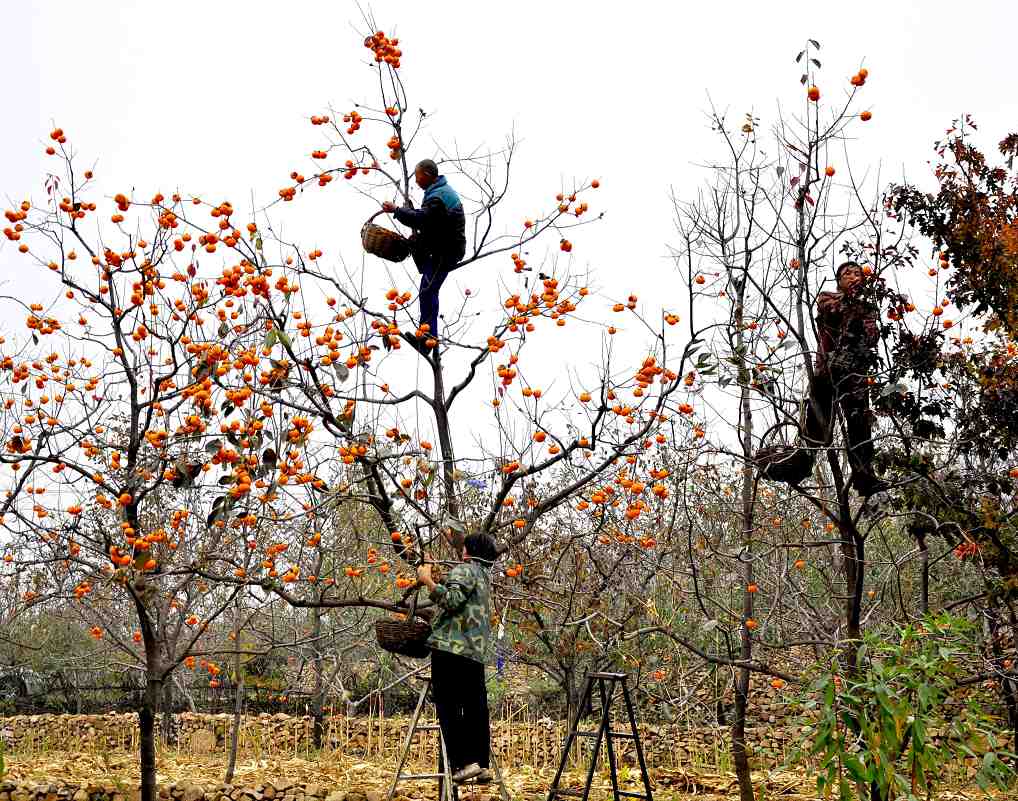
[387,674,511,801]
[546,673,653,801]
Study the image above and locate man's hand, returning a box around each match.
[416,563,435,589]
[381,201,397,213]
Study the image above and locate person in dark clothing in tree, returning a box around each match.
[758,261,887,496]
[416,533,496,784]
[806,260,887,496]
[382,159,466,357]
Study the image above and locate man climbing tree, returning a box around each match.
[382,158,466,356]
[760,261,887,496]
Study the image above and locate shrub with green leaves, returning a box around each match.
[793,614,1015,801]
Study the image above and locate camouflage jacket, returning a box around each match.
[426,560,493,664]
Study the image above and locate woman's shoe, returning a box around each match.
[452,764,483,783]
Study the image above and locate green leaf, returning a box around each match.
[843,754,869,783]
[207,495,230,528]
[205,438,223,455]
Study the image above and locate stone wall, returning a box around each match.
[0,710,802,769]
[0,783,379,801]
[2,705,1002,774]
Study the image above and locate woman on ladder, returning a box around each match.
[416,533,497,783]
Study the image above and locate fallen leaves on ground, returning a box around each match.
[2,750,1005,801]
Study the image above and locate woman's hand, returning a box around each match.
[381,201,397,213]
[416,563,435,589]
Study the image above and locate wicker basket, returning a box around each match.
[755,444,814,485]
[754,421,814,485]
[361,210,411,262]
[375,598,433,659]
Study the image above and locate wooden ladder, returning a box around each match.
[546,672,653,801]
[386,674,511,801]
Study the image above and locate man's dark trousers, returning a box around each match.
[803,366,878,493]
[418,257,450,337]
[430,647,490,771]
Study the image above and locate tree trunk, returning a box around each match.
[430,359,462,549]
[160,679,174,744]
[987,601,1018,765]
[310,606,325,750]
[839,526,865,673]
[224,600,244,784]
[918,532,929,616]
[562,665,591,728]
[139,678,161,801]
[563,667,577,728]
[1007,603,1018,762]
[731,279,756,801]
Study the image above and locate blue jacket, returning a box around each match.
[394,176,466,270]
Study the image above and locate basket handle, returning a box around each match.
[365,205,408,226]
[760,419,801,447]
[407,585,423,621]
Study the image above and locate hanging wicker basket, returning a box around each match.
[361,210,411,263]
[754,421,814,485]
[375,595,433,659]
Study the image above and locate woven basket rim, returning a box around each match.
[361,218,411,263]
[375,617,431,658]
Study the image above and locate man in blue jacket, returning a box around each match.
[382,159,466,356]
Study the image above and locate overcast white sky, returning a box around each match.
[2,0,1016,449]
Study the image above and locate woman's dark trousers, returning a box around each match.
[430,648,490,771]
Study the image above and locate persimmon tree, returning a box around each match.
[883,120,1018,754]
[187,20,704,654]
[0,18,701,801]
[888,118,1018,336]
[666,40,1017,801]
[0,158,293,800]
